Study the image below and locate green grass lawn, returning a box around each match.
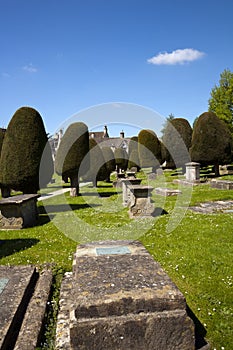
[0,171,232,349]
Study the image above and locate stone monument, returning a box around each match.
[55,240,198,350]
[128,185,155,218]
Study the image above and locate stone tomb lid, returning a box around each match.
[73,240,186,319]
[0,265,36,348]
[0,194,40,205]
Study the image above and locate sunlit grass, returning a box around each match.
[0,170,232,349]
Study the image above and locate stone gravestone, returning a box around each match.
[0,265,52,350]
[185,162,200,183]
[128,185,155,218]
[121,178,142,207]
[55,240,196,350]
[0,194,40,229]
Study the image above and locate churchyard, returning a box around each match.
[0,169,232,349]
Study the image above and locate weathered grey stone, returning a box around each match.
[185,162,200,182]
[147,172,156,180]
[58,240,196,350]
[122,178,142,207]
[155,187,182,196]
[210,179,233,190]
[0,265,52,350]
[0,194,40,229]
[128,185,155,218]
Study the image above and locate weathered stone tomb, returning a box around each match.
[56,240,197,350]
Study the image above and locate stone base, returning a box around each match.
[55,241,209,350]
[0,265,52,350]
[155,187,182,196]
[173,179,201,186]
[210,179,233,190]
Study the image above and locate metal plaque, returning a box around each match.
[0,278,9,295]
[96,246,131,256]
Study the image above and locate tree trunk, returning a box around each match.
[1,186,11,198]
[70,175,79,197]
[92,177,97,188]
[214,163,220,177]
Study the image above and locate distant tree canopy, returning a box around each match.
[190,111,232,176]
[208,69,233,134]
[0,107,53,195]
[162,118,192,170]
[83,139,107,187]
[101,146,116,182]
[55,122,89,196]
[114,147,128,173]
[138,129,162,171]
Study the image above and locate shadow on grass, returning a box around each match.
[187,306,209,349]
[0,238,39,259]
[80,191,118,198]
[37,202,102,226]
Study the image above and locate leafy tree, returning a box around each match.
[138,129,162,171]
[128,136,140,171]
[55,122,89,196]
[101,146,116,182]
[190,111,232,176]
[0,107,53,195]
[114,147,128,173]
[83,139,107,187]
[162,118,192,171]
[208,69,233,133]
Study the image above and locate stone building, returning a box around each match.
[90,125,130,153]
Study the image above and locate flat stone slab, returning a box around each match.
[56,240,197,349]
[0,265,52,350]
[155,187,182,196]
[210,179,233,190]
[189,200,233,214]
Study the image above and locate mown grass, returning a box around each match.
[0,171,232,349]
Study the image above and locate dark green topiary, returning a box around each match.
[190,111,232,176]
[114,147,128,173]
[101,147,116,182]
[162,118,192,170]
[138,129,162,170]
[83,139,107,187]
[0,107,53,194]
[0,129,5,154]
[55,122,89,196]
[128,136,140,171]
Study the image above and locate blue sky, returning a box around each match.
[1,0,233,137]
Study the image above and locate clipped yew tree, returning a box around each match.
[162,118,192,171]
[128,136,140,171]
[55,122,89,196]
[0,107,53,195]
[190,111,232,176]
[102,146,116,182]
[83,139,107,187]
[114,147,128,173]
[138,129,162,171]
[0,129,9,197]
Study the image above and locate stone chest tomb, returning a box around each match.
[56,240,197,350]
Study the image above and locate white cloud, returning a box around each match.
[22,63,38,73]
[147,48,205,65]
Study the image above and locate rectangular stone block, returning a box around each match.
[0,194,40,229]
[68,240,195,349]
[155,187,182,196]
[0,265,52,350]
[210,179,233,190]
